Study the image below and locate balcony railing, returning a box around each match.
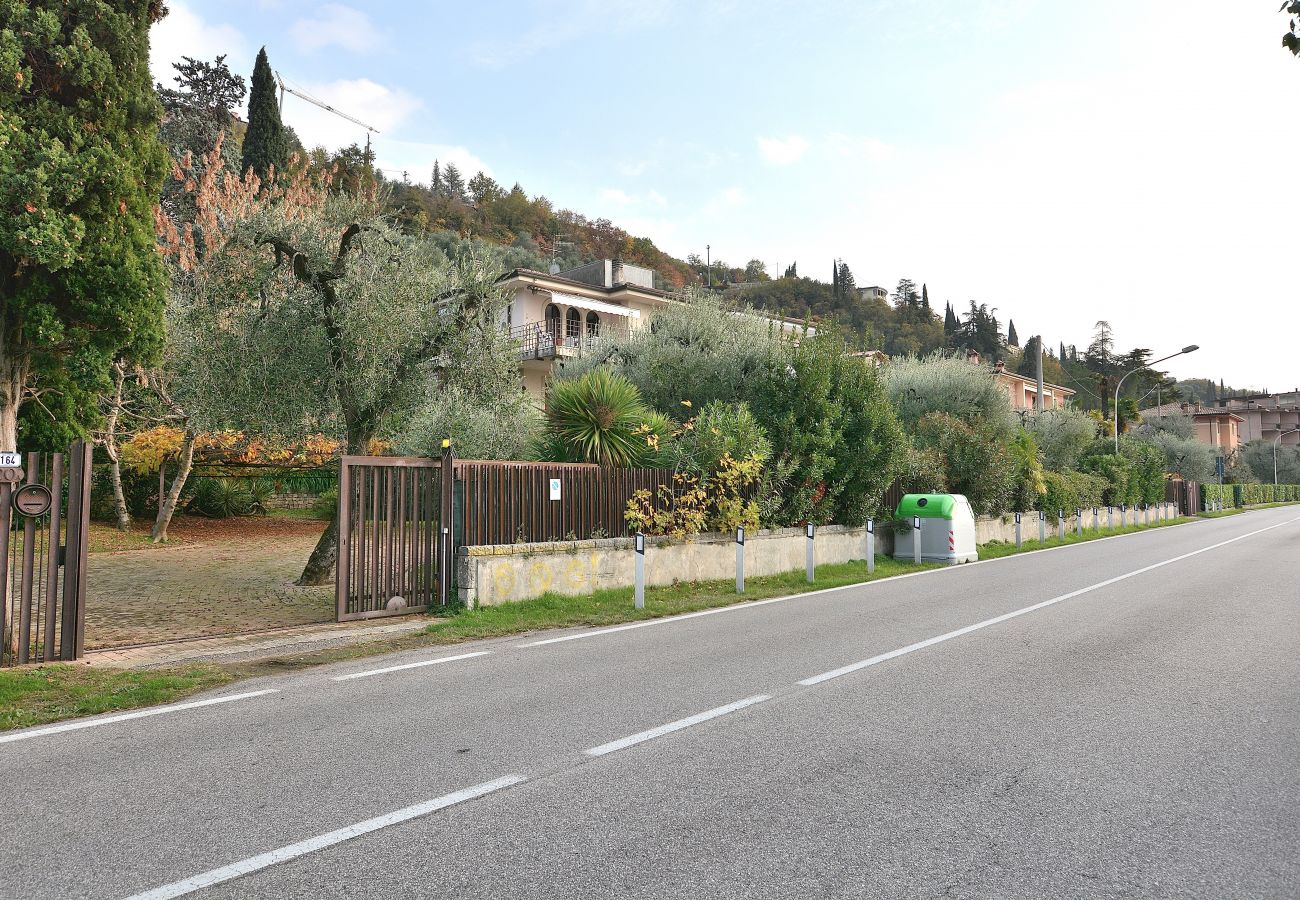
[509,319,627,360]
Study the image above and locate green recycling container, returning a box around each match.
[895,493,956,520]
[893,493,978,564]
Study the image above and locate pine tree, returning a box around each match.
[443,163,466,201]
[838,261,855,300]
[1007,319,1019,347]
[2,0,170,450]
[784,262,797,278]
[241,47,288,185]
[431,161,443,196]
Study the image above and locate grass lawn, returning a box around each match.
[0,663,235,731]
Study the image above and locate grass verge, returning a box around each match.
[978,516,1192,560]
[0,664,235,732]
[421,557,937,644]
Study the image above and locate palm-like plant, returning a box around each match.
[542,369,661,467]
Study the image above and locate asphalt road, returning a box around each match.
[2,507,1298,899]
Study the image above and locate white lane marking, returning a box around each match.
[517,510,1261,649]
[585,694,771,757]
[0,690,280,746]
[123,775,525,900]
[331,650,491,681]
[799,516,1300,686]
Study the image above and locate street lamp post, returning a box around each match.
[1274,428,1300,485]
[1113,345,1199,452]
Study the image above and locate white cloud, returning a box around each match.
[645,190,668,208]
[290,4,382,53]
[149,2,248,86]
[757,135,810,166]
[617,159,653,177]
[601,188,635,206]
[279,78,422,150]
[375,141,494,185]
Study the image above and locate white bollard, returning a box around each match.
[806,523,815,583]
[868,518,877,572]
[913,516,922,564]
[1015,512,1022,549]
[1057,509,1065,539]
[1076,508,1083,537]
[1038,510,1046,543]
[1107,505,1113,529]
[736,526,745,594]
[634,532,646,610]
[1093,506,1100,530]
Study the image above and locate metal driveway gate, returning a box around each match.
[336,452,448,621]
[1,442,92,666]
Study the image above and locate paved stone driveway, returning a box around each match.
[84,521,334,649]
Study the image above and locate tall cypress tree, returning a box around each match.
[1007,319,1019,346]
[832,260,840,301]
[241,47,288,184]
[943,302,958,336]
[921,283,932,316]
[2,0,169,450]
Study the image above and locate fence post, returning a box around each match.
[1038,510,1046,543]
[634,532,646,610]
[1015,512,1022,549]
[866,518,875,575]
[735,526,745,594]
[913,516,922,564]
[806,523,816,583]
[439,440,455,607]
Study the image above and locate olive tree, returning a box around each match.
[163,158,516,582]
[882,352,1017,438]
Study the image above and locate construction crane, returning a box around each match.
[275,71,380,159]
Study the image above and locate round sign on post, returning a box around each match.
[13,483,52,518]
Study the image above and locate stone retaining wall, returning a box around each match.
[456,502,1182,607]
[457,525,873,607]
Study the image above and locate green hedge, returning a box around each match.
[1203,482,1300,509]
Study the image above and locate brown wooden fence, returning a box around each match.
[1,443,92,667]
[457,460,672,546]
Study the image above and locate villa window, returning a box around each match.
[565,307,581,342]
[545,303,560,339]
[586,311,600,337]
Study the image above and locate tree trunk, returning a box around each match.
[296,514,339,586]
[297,427,371,586]
[150,427,196,543]
[108,456,131,531]
[102,362,132,531]
[0,343,25,453]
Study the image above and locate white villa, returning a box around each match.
[497,260,814,399]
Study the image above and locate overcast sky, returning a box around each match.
[152,1,1300,390]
